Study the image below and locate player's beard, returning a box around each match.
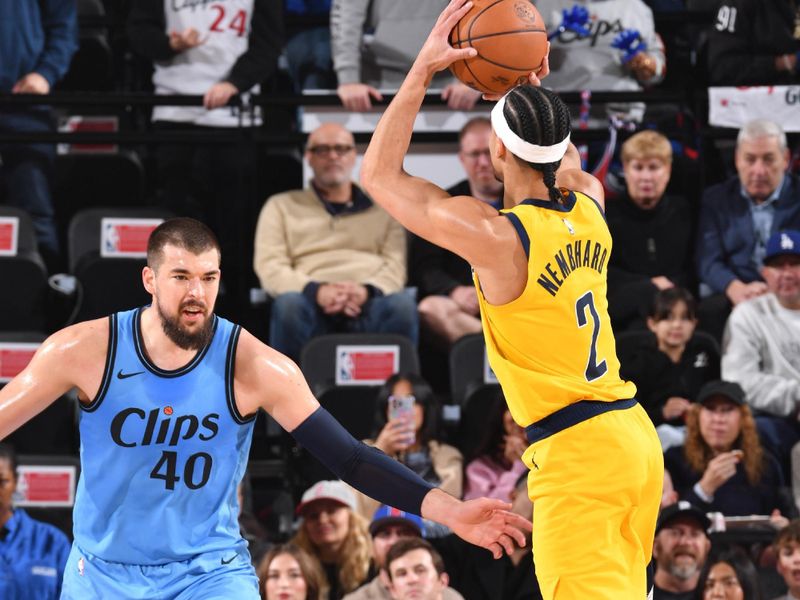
[156,298,214,350]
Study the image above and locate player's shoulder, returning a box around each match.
[233,327,302,379]
[43,317,109,361]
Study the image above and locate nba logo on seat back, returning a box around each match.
[335,345,399,386]
[101,218,164,258]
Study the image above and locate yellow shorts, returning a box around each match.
[522,402,663,600]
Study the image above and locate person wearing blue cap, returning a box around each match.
[722,229,800,477]
[343,505,463,600]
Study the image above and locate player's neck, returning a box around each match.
[503,166,551,206]
[139,306,203,370]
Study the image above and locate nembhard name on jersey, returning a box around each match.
[536,238,609,297]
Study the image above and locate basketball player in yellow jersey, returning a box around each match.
[360,1,663,598]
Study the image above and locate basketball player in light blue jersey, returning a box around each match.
[0,218,530,600]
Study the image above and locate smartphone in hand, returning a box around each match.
[388,395,416,446]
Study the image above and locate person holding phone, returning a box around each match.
[354,374,463,522]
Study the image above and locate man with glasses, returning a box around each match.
[652,502,712,600]
[722,229,800,484]
[253,122,417,361]
[410,117,503,347]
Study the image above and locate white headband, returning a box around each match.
[491,94,570,164]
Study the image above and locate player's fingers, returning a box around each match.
[504,522,528,547]
[497,533,515,556]
[488,542,503,560]
[442,0,473,31]
[505,511,533,532]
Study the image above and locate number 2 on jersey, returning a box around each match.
[575,291,607,382]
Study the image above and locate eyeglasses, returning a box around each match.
[307,144,355,157]
[461,149,492,161]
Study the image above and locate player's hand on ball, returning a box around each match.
[481,50,550,101]
[414,0,477,76]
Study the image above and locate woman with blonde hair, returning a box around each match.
[291,480,372,599]
[664,380,793,522]
[257,543,327,600]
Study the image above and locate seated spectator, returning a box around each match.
[432,475,542,600]
[772,519,800,600]
[0,0,77,271]
[707,0,800,86]
[354,374,462,521]
[384,538,455,600]
[330,0,480,111]
[257,542,327,600]
[722,229,800,479]
[536,0,666,125]
[696,119,800,342]
[254,122,417,362]
[284,0,336,91]
[127,0,283,308]
[606,130,695,332]
[695,546,763,600]
[343,505,464,600]
[463,392,527,503]
[652,501,712,600]
[0,443,71,600]
[411,117,502,348]
[292,480,372,599]
[619,288,719,450]
[664,381,792,522]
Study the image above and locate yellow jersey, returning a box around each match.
[474,191,636,427]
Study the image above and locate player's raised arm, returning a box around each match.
[0,320,107,440]
[234,329,531,557]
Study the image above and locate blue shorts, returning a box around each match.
[60,544,260,600]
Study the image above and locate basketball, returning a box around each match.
[449,0,549,95]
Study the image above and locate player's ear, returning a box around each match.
[494,136,506,159]
[143,265,156,295]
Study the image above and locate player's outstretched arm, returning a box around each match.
[0,320,107,440]
[236,330,531,556]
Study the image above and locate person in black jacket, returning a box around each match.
[127,0,283,310]
[606,130,696,332]
[707,0,800,86]
[410,117,503,347]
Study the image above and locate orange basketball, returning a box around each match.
[449,0,548,95]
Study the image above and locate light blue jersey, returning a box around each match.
[72,307,255,565]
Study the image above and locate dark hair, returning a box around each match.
[385,537,445,580]
[648,287,697,321]
[256,543,327,600]
[372,373,440,445]
[468,390,510,464]
[0,444,18,478]
[693,546,762,600]
[501,85,571,204]
[147,217,221,271]
[458,116,491,145]
[774,519,800,551]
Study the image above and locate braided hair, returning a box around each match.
[501,85,571,204]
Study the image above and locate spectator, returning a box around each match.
[653,501,712,600]
[618,287,720,450]
[694,546,763,600]
[0,443,71,600]
[463,392,527,503]
[355,374,462,521]
[664,380,792,522]
[606,130,696,331]
[384,538,452,600]
[435,475,543,600]
[292,480,373,599]
[127,0,283,309]
[411,117,502,348]
[330,0,480,111]
[722,229,800,478]
[257,542,327,600]
[343,505,464,600]
[536,0,666,125]
[0,0,77,270]
[707,0,800,86]
[696,119,800,342]
[254,122,417,362]
[772,519,800,600]
[284,0,336,91]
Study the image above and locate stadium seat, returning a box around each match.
[16,454,81,540]
[0,206,49,332]
[299,333,420,440]
[67,207,172,320]
[59,0,114,91]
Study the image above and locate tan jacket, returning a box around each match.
[342,573,465,600]
[253,187,407,296]
[353,440,464,521]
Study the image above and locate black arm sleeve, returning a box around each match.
[291,407,435,515]
[126,0,177,62]
[226,0,284,91]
